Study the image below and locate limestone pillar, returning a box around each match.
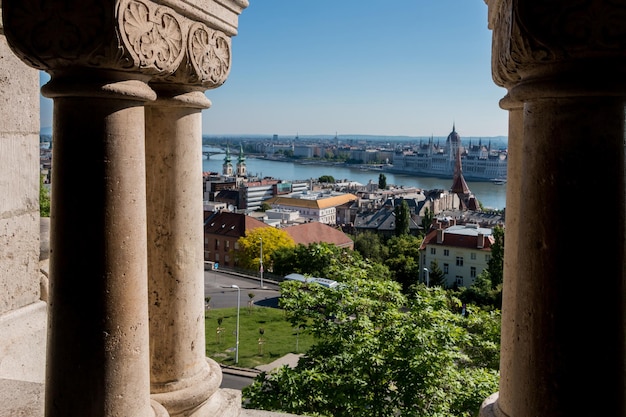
[146,87,239,415]
[482,1,626,416]
[42,72,167,417]
[141,2,246,416]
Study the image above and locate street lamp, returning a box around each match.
[423,267,430,287]
[231,284,240,364]
[259,237,265,289]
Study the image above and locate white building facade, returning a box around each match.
[419,224,494,288]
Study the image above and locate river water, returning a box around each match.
[202,152,507,210]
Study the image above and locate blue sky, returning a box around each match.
[40,1,507,138]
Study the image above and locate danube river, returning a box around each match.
[202,153,507,210]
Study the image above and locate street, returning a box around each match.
[204,269,281,390]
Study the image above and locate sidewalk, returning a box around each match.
[221,353,303,377]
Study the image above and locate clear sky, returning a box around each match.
[40,0,508,138]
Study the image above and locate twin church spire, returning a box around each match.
[222,143,246,177]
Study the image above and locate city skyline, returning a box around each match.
[39,1,508,139]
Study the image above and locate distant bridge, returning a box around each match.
[202,150,223,159]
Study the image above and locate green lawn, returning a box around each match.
[205,305,316,369]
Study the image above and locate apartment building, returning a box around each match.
[419,224,494,288]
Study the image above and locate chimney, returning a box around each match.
[437,229,444,244]
[477,233,484,249]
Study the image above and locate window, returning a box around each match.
[456,256,464,266]
[234,241,239,250]
[215,253,220,262]
[444,263,449,274]
[471,267,476,278]
[215,239,220,250]
[456,276,464,286]
[225,240,230,249]
[471,252,476,260]
[430,247,436,255]
[444,249,450,256]
[485,254,491,262]
[224,254,230,266]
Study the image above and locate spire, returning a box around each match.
[222,144,233,176]
[238,143,245,163]
[450,146,471,195]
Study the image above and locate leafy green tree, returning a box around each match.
[40,174,50,217]
[420,207,434,236]
[456,271,502,310]
[256,202,272,212]
[244,281,500,417]
[318,175,335,183]
[428,259,446,287]
[236,227,295,271]
[353,231,387,263]
[271,242,365,279]
[378,173,387,190]
[385,234,422,291]
[394,199,410,236]
[486,225,504,288]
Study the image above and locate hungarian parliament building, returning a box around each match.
[386,125,508,182]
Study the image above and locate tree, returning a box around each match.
[428,259,446,287]
[353,231,387,263]
[243,281,500,417]
[256,202,272,212]
[318,175,335,183]
[420,207,434,236]
[378,173,387,190]
[486,225,504,288]
[394,199,410,236]
[236,227,295,272]
[271,242,365,279]
[383,234,421,291]
[40,174,50,217]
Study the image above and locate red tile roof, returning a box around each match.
[283,222,354,249]
[204,211,269,237]
[420,227,494,251]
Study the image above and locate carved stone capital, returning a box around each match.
[486,0,626,97]
[2,0,246,88]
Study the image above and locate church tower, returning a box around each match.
[236,144,246,177]
[450,146,479,210]
[222,145,233,176]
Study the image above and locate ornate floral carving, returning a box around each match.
[488,0,626,90]
[119,0,185,74]
[188,23,231,87]
[4,0,236,87]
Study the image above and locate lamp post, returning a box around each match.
[423,267,430,287]
[259,237,265,288]
[231,284,240,364]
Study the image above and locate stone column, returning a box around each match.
[142,2,246,416]
[41,71,167,417]
[482,1,626,416]
[146,87,240,415]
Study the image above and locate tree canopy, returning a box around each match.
[384,234,422,291]
[40,174,50,217]
[394,199,410,236]
[236,227,295,272]
[319,175,335,183]
[243,279,501,417]
[378,173,387,190]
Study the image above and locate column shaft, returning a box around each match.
[492,96,522,416]
[44,76,164,417]
[146,90,228,416]
[512,97,625,416]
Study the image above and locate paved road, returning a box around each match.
[204,269,281,391]
[204,269,280,309]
